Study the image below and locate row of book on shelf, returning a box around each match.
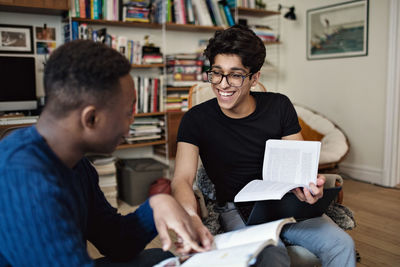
[121,46,204,114]
[153,0,235,27]
[64,25,163,65]
[69,0,279,41]
[70,0,237,27]
[134,76,164,114]
[70,0,149,22]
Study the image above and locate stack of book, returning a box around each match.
[88,155,119,208]
[166,92,189,111]
[126,117,164,143]
[122,0,152,22]
[167,54,204,87]
[250,25,279,43]
[142,46,163,64]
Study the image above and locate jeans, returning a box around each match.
[217,202,356,267]
[95,248,174,267]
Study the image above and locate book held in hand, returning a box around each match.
[154,218,296,267]
[234,139,321,202]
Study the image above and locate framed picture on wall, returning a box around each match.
[0,24,34,54]
[307,0,369,60]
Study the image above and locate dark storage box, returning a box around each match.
[117,158,168,206]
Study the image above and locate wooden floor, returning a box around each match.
[88,178,400,266]
[342,178,400,266]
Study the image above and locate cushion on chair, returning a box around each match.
[294,105,349,168]
[298,118,324,142]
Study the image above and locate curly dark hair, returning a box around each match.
[44,40,131,118]
[204,25,266,74]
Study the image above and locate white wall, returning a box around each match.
[277,0,390,184]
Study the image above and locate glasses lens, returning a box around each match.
[208,71,222,84]
[227,74,244,87]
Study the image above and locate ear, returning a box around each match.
[250,72,261,87]
[81,105,98,130]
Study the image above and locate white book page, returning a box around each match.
[263,140,320,186]
[234,180,299,202]
[214,218,288,249]
[181,241,263,267]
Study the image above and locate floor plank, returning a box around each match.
[342,178,400,266]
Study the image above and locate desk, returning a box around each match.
[0,121,36,139]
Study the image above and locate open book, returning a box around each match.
[154,218,295,267]
[234,140,321,202]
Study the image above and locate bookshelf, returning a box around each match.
[0,1,69,15]
[0,1,282,160]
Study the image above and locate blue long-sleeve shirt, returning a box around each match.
[0,126,157,266]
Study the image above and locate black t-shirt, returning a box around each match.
[177,92,301,204]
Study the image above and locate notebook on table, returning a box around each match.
[235,187,341,226]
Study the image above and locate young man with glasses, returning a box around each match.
[171,25,356,266]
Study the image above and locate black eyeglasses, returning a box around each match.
[206,70,253,87]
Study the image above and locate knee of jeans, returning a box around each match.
[324,232,355,257]
[340,234,355,253]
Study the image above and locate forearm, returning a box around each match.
[171,178,199,217]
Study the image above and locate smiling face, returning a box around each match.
[210,54,260,118]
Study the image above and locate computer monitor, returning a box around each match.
[0,56,37,112]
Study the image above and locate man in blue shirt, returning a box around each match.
[0,40,207,267]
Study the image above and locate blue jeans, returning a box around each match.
[217,202,356,267]
[95,248,174,267]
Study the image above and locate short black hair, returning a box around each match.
[204,25,266,74]
[44,40,131,118]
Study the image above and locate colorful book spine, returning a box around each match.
[205,0,217,26]
[79,0,86,18]
[185,0,195,24]
[220,0,234,26]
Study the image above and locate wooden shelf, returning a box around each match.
[0,2,69,15]
[67,17,162,29]
[66,18,224,32]
[131,63,165,68]
[167,110,186,114]
[263,41,281,45]
[117,139,167,150]
[165,22,223,32]
[167,86,191,92]
[237,7,281,17]
[134,112,166,117]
